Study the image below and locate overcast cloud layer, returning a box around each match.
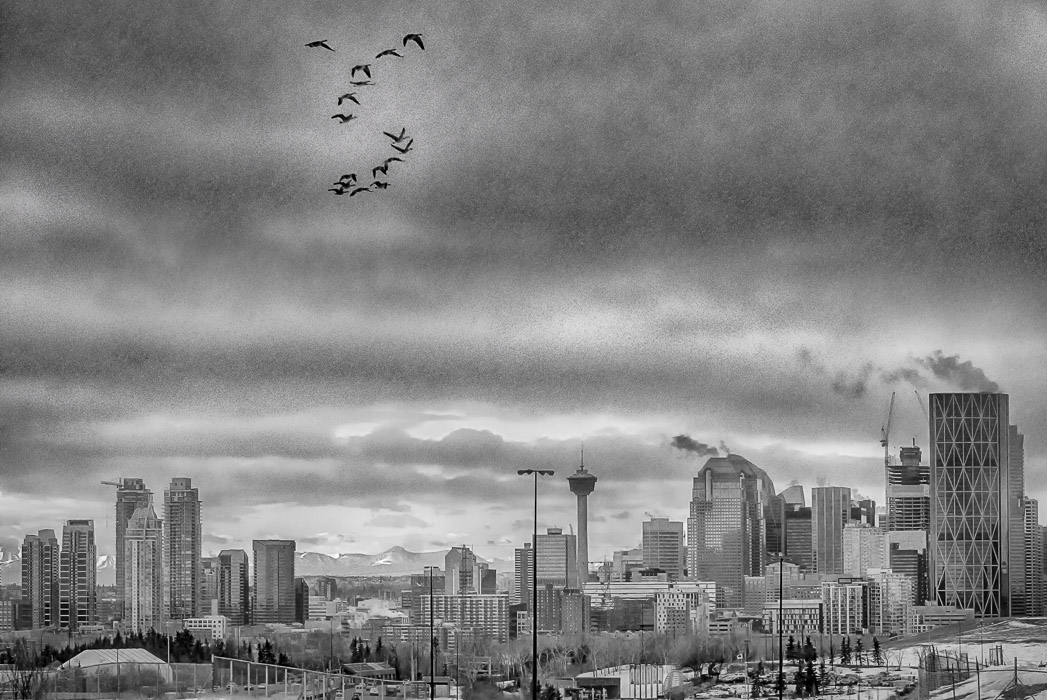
[2,0,1046,561]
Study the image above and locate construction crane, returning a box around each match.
[880,392,895,529]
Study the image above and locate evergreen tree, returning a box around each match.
[277,652,292,667]
[786,636,797,662]
[854,639,864,666]
[805,659,817,696]
[872,637,882,667]
[839,638,851,666]
[803,637,816,663]
[827,639,835,666]
[793,669,805,696]
[818,660,828,689]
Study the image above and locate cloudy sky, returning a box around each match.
[3,0,1046,567]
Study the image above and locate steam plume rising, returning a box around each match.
[918,351,1000,393]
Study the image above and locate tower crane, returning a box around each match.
[880,392,895,529]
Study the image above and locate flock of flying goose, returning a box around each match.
[306,34,425,197]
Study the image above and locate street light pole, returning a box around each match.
[778,556,784,700]
[425,566,437,700]
[518,469,555,700]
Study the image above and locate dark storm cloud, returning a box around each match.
[917,351,1001,393]
[670,435,718,456]
[831,364,876,399]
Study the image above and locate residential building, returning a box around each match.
[252,540,296,624]
[866,568,914,636]
[812,486,851,575]
[642,518,685,580]
[762,599,822,636]
[514,543,533,606]
[821,580,867,635]
[217,549,249,625]
[112,478,152,621]
[60,520,97,631]
[842,524,886,577]
[654,587,711,635]
[21,529,60,629]
[422,593,509,642]
[125,502,165,633]
[164,477,202,619]
[930,392,1015,617]
[686,454,776,609]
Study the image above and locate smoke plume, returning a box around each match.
[671,434,718,456]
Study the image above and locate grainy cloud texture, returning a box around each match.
[2,0,1046,560]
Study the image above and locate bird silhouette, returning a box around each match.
[329,187,349,195]
[331,113,357,123]
[351,64,372,79]
[337,174,357,185]
[383,157,404,166]
[376,49,402,59]
[348,186,372,197]
[337,93,360,106]
[371,181,390,190]
[390,138,414,154]
[349,80,375,87]
[306,40,335,51]
[383,128,408,143]
[372,164,389,178]
[403,34,424,50]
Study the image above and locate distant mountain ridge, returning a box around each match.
[0,545,512,585]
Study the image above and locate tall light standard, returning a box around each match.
[778,556,784,700]
[518,469,555,700]
[424,566,438,700]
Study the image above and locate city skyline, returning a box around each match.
[3,1,1047,565]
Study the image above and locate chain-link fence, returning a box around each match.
[0,661,212,699]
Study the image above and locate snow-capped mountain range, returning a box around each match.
[0,545,511,585]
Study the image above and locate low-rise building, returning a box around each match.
[761,599,822,635]
[183,614,229,640]
[907,604,975,635]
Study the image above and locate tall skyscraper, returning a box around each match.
[930,392,1014,617]
[60,520,96,631]
[445,545,479,595]
[811,486,851,575]
[1008,425,1027,616]
[642,518,685,580]
[125,501,165,633]
[536,527,578,590]
[887,445,931,605]
[21,529,59,629]
[1022,497,1043,617]
[218,549,250,624]
[567,460,597,587]
[164,477,202,619]
[201,557,219,615]
[252,540,296,624]
[686,454,776,608]
[111,478,152,620]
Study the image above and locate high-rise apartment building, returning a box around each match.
[112,478,152,620]
[930,392,1014,617]
[125,502,165,633]
[842,524,886,577]
[686,454,775,609]
[60,520,96,631]
[642,518,685,580]
[164,477,202,619]
[812,486,851,575]
[513,544,533,605]
[218,549,250,625]
[422,593,509,643]
[21,529,60,629]
[252,540,296,624]
[536,527,578,590]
